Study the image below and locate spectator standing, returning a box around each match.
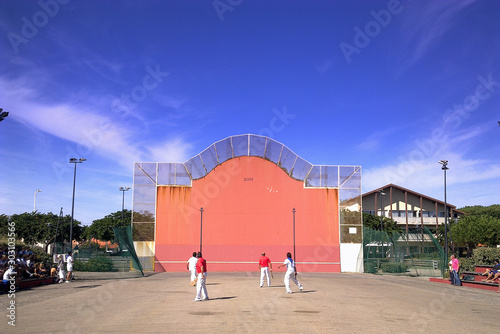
[65,251,73,283]
[449,254,461,286]
[57,255,65,283]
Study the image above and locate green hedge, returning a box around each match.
[364,261,377,274]
[74,257,113,272]
[471,247,500,266]
[381,262,408,273]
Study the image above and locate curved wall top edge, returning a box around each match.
[134,134,361,188]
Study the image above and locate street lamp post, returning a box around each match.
[379,190,386,258]
[199,207,204,253]
[438,160,449,265]
[33,189,41,212]
[292,208,296,261]
[69,158,86,252]
[119,187,131,223]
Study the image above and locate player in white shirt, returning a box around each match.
[187,252,198,285]
[278,252,303,294]
[65,251,73,283]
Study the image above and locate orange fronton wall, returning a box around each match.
[155,156,340,272]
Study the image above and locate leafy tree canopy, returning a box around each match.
[0,212,82,250]
[362,212,402,236]
[458,204,500,219]
[84,209,132,242]
[451,214,500,251]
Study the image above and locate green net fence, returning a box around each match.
[363,225,445,277]
[113,225,144,275]
[59,225,144,276]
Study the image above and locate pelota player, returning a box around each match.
[277,252,303,294]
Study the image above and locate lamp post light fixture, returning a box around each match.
[119,187,131,223]
[0,108,9,122]
[69,158,86,251]
[438,160,449,265]
[33,189,42,212]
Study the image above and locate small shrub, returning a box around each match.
[74,257,113,272]
[86,257,113,272]
[74,259,87,271]
[459,257,475,272]
[472,247,500,265]
[381,262,408,273]
[364,262,377,274]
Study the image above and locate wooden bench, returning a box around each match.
[20,276,56,289]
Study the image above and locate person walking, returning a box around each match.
[187,252,198,286]
[277,252,303,294]
[449,254,461,286]
[194,252,209,301]
[259,252,272,287]
[57,255,65,284]
[65,251,73,283]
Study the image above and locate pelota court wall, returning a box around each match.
[154,156,340,272]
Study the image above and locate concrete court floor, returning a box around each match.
[1,271,498,334]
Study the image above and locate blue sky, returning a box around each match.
[1,0,499,226]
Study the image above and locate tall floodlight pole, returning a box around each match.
[33,189,41,212]
[69,158,86,252]
[292,208,296,261]
[439,160,449,265]
[379,190,386,257]
[119,187,131,223]
[200,207,204,253]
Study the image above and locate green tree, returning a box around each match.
[85,209,132,242]
[362,212,402,236]
[451,214,500,256]
[459,204,500,219]
[0,212,82,250]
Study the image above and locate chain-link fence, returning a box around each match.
[57,225,144,275]
[364,225,444,277]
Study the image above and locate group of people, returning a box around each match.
[0,248,75,292]
[186,251,303,301]
[449,254,500,292]
[0,247,47,291]
[481,258,500,291]
[56,251,74,284]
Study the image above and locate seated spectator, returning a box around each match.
[482,259,500,282]
[37,263,48,277]
[2,265,20,292]
[50,265,57,277]
[485,271,500,283]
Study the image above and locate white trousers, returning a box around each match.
[284,271,302,293]
[58,269,65,281]
[260,267,270,287]
[190,269,197,282]
[195,273,208,300]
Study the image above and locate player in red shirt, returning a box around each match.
[259,252,272,287]
[194,252,209,301]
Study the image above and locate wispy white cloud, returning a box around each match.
[146,138,193,162]
[0,75,193,167]
[363,125,500,207]
[398,0,478,70]
[357,126,404,152]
